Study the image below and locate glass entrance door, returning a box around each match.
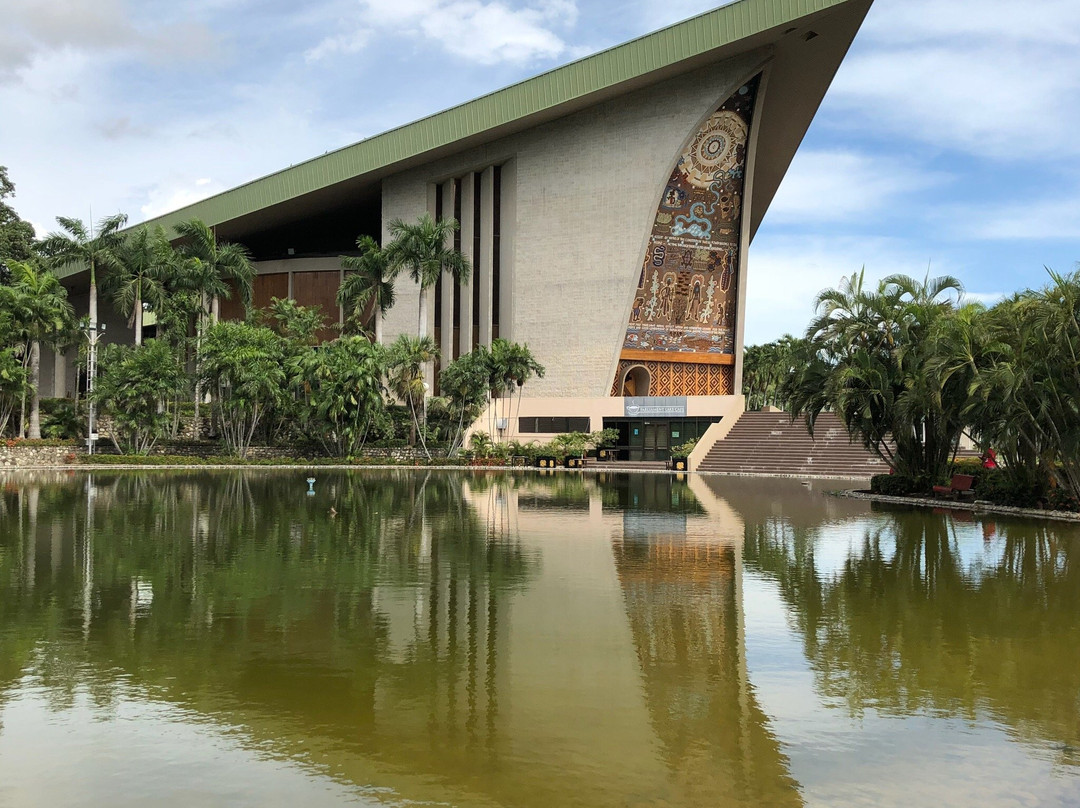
[642,421,670,461]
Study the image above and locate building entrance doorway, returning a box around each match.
[641,421,670,460]
[621,366,650,397]
[603,416,721,462]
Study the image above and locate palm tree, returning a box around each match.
[104,225,171,345]
[387,333,439,457]
[4,262,75,438]
[38,213,127,332]
[786,270,963,488]
[487,338,544,439]
[173,218,255,324]
[172,219,254,418]
[338,235,397,344]
[385,214,470,342]
[743,334,808,411]
[439,346,491,456]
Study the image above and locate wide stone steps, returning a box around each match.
[698,411,891,478]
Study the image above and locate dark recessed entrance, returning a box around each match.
[603,417,719,462]
[621,365,650,397]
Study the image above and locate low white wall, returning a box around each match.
[468,394,745,446]
[688,397,746,471]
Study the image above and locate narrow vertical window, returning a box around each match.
[452,177,462,359]
[472,172,482,350]
[434,184,444,334]
[492,165,501,339]
[433,184,443,394]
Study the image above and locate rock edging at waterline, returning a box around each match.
[835,489,1080,523]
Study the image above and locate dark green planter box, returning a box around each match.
[535,456,558,468]
[564,456,584,468]
[670,456,689,471]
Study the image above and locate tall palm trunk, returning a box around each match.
[28,340,41,439]
[194,293,208,420]
[88,263,98,329]
[417,290,430,414]
[134,284,143,346]
[374,307,383,345]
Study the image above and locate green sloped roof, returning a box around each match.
[138,0,857,236]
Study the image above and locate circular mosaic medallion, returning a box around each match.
[680,111,748,189]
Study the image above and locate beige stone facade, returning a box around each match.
[381,53,766,401]
[46,0,873,455]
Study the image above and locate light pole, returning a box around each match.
[85,320,105,455]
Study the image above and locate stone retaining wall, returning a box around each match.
[0,445,78,468]
[96,414,215,441]
[0,442,443,466]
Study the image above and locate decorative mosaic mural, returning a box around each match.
[612,76,759,397]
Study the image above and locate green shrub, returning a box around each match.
[39,398,84,440]
[947,457,986,479]
[672,438,698,456]
[1047,487,1080,512]
[974,469,1043,508]
[4,437,78,448]
[870,473,920,496]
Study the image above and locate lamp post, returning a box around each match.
[85,320,105,455]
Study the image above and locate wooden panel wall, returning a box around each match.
[292,270,340,342]
[218,280,245,321]
[254,273,289,311]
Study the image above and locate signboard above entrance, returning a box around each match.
[624,397,688,418]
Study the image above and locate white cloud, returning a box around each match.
[0,0,217,81]
[863,0,1080,47]
[139,178,226,220]
[766,149,947,225]
[633,0,722,32]
[950,192,1080,241]
[963,291,1006,307]
[0,35,355,230]
[307,0,579,64]
[304,28,372,62]
[827,1,1080,161]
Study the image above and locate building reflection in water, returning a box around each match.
[5,470,1080,805]
[608,473,802,807]
[0,470,803,807]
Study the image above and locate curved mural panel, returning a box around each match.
[612,75,759,397]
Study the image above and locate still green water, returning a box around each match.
[0,470,1078,807]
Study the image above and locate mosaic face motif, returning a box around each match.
[617,77,758,360]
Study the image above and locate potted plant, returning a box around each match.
[669,438,698,472]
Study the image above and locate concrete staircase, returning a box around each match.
[697,411,891,479]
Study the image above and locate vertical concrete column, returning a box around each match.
[439,180,456,365]
[422,182,439,391]
[498,159,516,342]
[34,347,54,398]
[478,166,495,347]
[53,348,67,398]
[458,173,476,355]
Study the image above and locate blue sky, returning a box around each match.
[3,0,1079,345]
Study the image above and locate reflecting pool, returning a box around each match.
[1,470,1079,807]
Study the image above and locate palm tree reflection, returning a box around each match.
[746,503,1080,764]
